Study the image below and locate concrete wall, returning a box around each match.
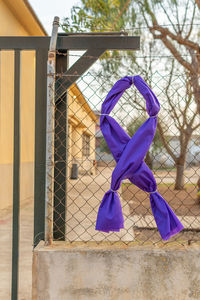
[33,242,200,300]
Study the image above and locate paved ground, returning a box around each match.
[153,166,200,184]
[1,166,199,299]
[0,167,132,299]
[66,167,133,242]
[0,198,34,300]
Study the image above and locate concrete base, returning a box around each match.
[33,242,200,300]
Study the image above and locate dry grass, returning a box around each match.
[122,183,199,217]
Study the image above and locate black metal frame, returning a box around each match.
[53,33,139,240]
[34,49,48,247]
[11,50,21,300]
[0,35,139,50]
[53,50,69,240]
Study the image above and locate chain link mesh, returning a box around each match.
[47,53,200,247]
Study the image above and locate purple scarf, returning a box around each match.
[95,75,184,240]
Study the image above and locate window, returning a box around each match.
[82,134,90,157]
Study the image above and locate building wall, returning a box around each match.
[68,88,96,176]
[0,2,39,209]
[0,2,96,209]
[0,50,36,209]
[0,1,29,36]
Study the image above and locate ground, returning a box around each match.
[121,166,200,244]
[122,183,199,216]
[0,198,33,300]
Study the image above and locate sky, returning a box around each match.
[29,0,81,34]
[28,0,101,106]
[29,0,84,67]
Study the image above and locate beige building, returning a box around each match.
[0,0,96,209]
[0,0,47,210]
[68,84,97,176]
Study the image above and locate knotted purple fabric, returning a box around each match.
[95,75,184,240]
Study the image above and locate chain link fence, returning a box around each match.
[46,52,200,247]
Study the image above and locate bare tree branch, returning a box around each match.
[157,120,177,162]
[159,2,178,33]
[144,0,199,51]
[185,2,196,39]
[182,84,192,126]
[192,122,200,131]
[151,25,199,51]
[189,108,199,128]
[112,0,131,30]
[175,0,181,33]
[151,33,194,73]
[181,0,190,33]
[165,60,183,129]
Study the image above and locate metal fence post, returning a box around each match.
[45,16,59,244]
[34,48,48,248]
[53,48,69,240]
[11,50,21,300]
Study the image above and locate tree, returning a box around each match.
[157,62,199,189]
[62,0,137,73]
[64,0,200,114]
[63,0,200,189]
[63,0,136,33]
[123,59,200,189]
[136,0,200,115]
[133,0,200,189]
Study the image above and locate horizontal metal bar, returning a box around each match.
[57,36,140,50]
[58,32,128,36]
[0,37,50,49]
[0,35,140,50]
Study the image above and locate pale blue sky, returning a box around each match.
[29,0,81,34]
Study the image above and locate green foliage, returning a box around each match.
[62,0,136,33]
[62,0,137,74]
